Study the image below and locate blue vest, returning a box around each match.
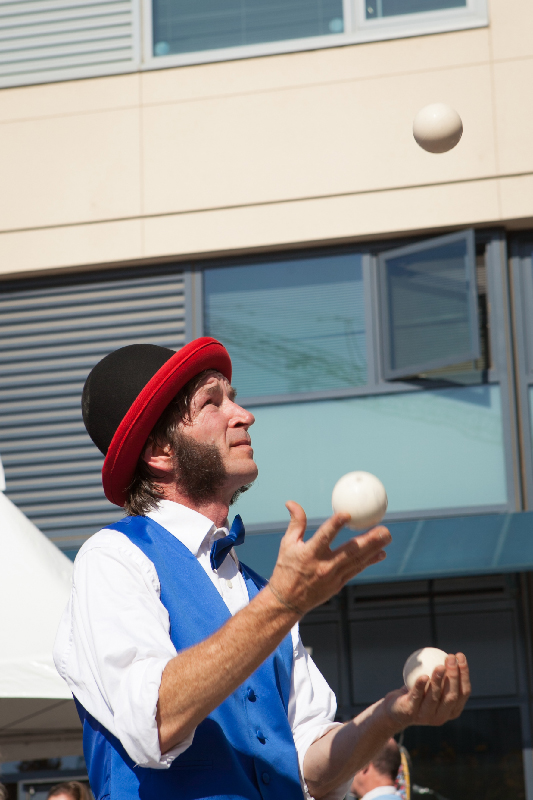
[75,515,304,800]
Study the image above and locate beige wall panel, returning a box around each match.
[0,73,140,124]
[0,174,511,278]
[141,28,489,106]
[0,218,142,276]
[0,108,141,230]
[499,174,533,222]
[489,0,533,61]
[142,179,501,259]
[142,63,495,215]
[492,58,533,174]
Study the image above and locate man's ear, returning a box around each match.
[142,439,174,475]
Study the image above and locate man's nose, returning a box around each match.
[233,403,255,428]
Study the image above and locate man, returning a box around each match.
[47,782,91,800]
[347,739,401,800]
[54,337,470,800]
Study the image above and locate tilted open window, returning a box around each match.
[377,229,480,381]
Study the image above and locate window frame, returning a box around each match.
[185,228,520,520]
[353,0,487,42]
[510,236,533,511]
[189,229,501,408]
[376,228,480,381]
[141,0,488,73]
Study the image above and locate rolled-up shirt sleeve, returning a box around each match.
[289,628,354,800]
[53,532,194,768]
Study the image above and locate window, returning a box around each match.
[145,0,488,69]
[509,235,533,511]
[152,0,345,57]
[0,0,489,90]
[377,230,480,381]
[203,252,367,399]
[364,0,466,19]
[199,231,513,527]
[202,230,486,403]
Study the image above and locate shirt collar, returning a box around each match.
[145,499,229,557]
[361,787,399,800]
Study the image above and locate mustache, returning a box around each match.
[229,431,252,446]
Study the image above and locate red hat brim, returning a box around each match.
[102,337,232,507]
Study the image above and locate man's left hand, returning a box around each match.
[385,652,471,729]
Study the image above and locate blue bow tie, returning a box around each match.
[210,515,245,571]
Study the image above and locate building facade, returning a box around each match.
[1,0,533,797]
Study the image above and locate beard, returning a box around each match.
[171,429,253,506]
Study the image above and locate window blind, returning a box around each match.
[0,264,186,552]
[0,0,137,88]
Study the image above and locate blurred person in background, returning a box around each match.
[47,781,90,800]
[347,738,402,800]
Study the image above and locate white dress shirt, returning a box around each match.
[54,500,352,800]
[358,787,401,800]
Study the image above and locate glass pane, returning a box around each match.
[437,609,518,697]
[203,254,367,397]
[528,385,533,452]
[522,248,533,376]
[350,613,433,704]
[152,0,344,57]
[415,243,489,385]
[366,0,466,19]
[348,595,518,705]
[299,621,341,696]
[404,707,526,800]
[232,385,507,525]
[381,237,478,377]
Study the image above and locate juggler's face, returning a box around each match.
[183,371,257,494]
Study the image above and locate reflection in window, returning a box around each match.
[152,0,344,57]
[415,243,489,385]
[378,231,479,380]
[403,707,526,800]
[203,253,367,398]
[366,0,466,19]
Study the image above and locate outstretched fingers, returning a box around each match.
[330,526,391,581]
[275,507,393,615]
[307,511,352,554]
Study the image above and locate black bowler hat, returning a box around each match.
[82,337,232,507]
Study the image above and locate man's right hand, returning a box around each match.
[268,501,391,616]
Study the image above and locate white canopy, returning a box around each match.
[0,462,82,762]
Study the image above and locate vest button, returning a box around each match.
[262,772,270,784]
[247,688,256,701]
[256,730,266,743]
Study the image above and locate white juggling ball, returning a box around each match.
[331,471,388,530]
[413,103,463,154]
[403,647,448,690]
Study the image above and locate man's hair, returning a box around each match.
[124,369,217,516]
[47,782,90,800]
[371,738,401,781]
